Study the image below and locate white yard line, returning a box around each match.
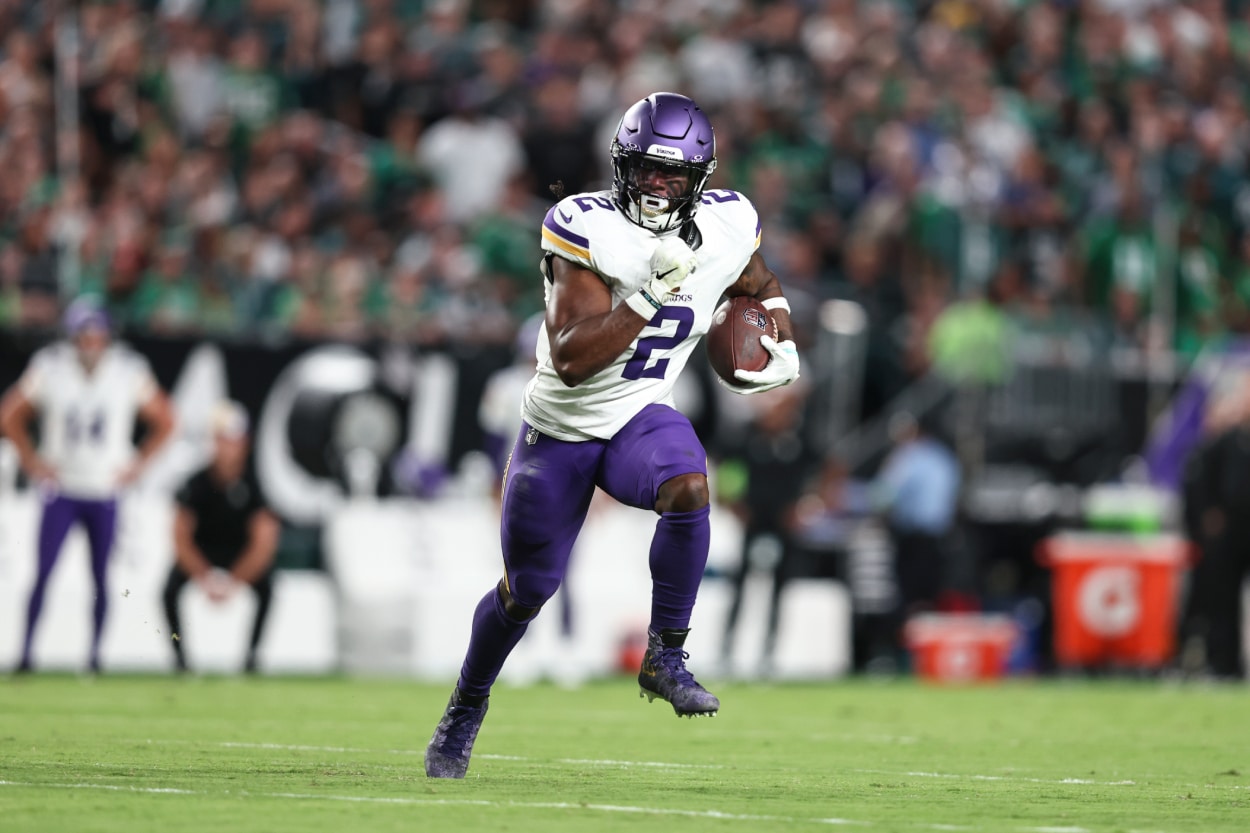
[256,790,866,825]
[542,757,724,769]
[0,778,1189,833]
[809,734,920,745]
[0,780,196,795]
[125,740,1214,794]
[148,739,422,756]
[856,769,1136,787]
[0,779,859,825]
[139,739,725,769]
[220,742,384,754]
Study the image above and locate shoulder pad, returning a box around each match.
[107,343,145,370]
[700,189,761,251]
[541,196,602,270]
[33,343,76,374]
[32,344,60,366]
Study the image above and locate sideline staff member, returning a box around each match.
[164,401,279,673]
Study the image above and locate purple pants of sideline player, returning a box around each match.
[20,493,117,671]
[457,404,712,698]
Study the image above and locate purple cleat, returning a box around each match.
[638,628,720,718]
[425,690,489,778]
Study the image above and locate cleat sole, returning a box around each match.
[640,685,721,718]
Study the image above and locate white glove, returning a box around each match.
[718,336,800,395]
[640,237,698,306]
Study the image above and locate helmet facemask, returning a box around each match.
[611,141,716,233]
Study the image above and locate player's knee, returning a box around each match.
[497,578,544,623]
[655,473,710,515]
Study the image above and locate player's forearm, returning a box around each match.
[5,429,43,473]
[134,403,175,469]
[174,542,213,579]
[0,393,42,473]
[229,545,274,585]
[137,431,170,463]
[747,275,795,343]
[546,254,656,387]
[173,510,212,578]
[727,254,795,343]
[4,427,53,482]
[548,306,649,387]
[230,512,279,584]
[767,307,794,344]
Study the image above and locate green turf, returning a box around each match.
[0,674,1247,833]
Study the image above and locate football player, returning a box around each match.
[426,92,800,778]
[0,296,174,672]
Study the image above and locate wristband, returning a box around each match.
[762,297,791,313]
[625,289,661,319]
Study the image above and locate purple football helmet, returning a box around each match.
[63,295,111,368]
[63,295,110,336]
[610,92,717,233]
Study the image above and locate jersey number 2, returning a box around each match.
[622,307,694,380]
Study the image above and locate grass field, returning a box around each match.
[1,673,1247,833]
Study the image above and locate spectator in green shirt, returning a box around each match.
[131,237,201,334]
[928,275,1014,387]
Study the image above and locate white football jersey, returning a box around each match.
[527,188,761,441]
[18,342,158,499]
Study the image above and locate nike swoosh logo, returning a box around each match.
[558,210,573,223]
[655,267,678,281]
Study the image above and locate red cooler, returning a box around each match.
[905,613,1018,683]
[1037,532,1194,668]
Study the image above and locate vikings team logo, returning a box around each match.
[742,308,768,331]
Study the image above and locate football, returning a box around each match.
[706,296,776,386]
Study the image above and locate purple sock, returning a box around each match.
[456,586,531,699]
[648,504,711,632]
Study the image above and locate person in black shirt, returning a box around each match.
[163,402,279,673]
[1176,398,1233,676]
[719,387,813,673]
[1181,392,1250,679]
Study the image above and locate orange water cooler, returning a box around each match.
[1037,532,1194,669]
[905,613,1019,683]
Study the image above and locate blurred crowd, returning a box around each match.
[3,0,1250,387]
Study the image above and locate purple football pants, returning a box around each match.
[457,404,712,698]
[21,493,118,669]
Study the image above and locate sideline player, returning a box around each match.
[425,92,800,778]
[0,297,174,672]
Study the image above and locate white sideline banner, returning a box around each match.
[0,493,849,679]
